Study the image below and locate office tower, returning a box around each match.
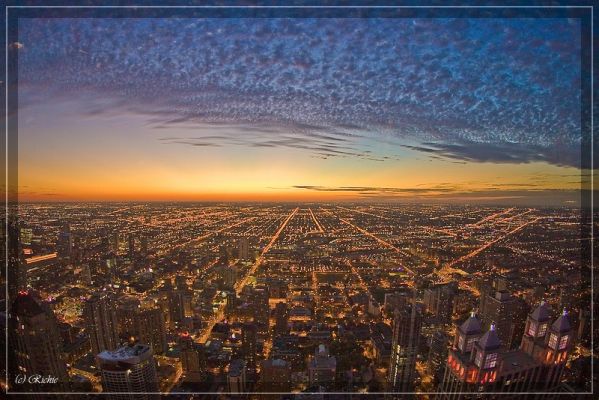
[388,302,422,392]
[7,219,27,303]
[423,282,457,323]
[493,276,509,292]
[222,265,238,290]
[117,298,141,338]
[84,291,120,355]
[137,308,167,355]
[56,223,73,261]
[225,291,238,314]
[97,344,159,400]
[521,306,574,390]
[140,235,149,256]
[110,231,120,254]
[308,344,337,388]
[238,237,250,260]
[261,358,292,392]
[250,286,270,334]
[241,322,258,372]
[274,302,289,336]
[127,233,135,258]
[428,330,449,383]
[179,333,206,382]
[169,287,192,327]
[439,303,574,397]
[480,290,517,348]
[228,359,247,393]
[11,291,69,391]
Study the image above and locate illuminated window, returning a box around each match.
[527,321,537,336]
[466,337,477,352]
[548,333,558,349]
[559,335,569,350]
[537,323,547,337]
[475,350,483,368]
[484,353,498,369]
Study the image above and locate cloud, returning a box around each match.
[17,17,582,167]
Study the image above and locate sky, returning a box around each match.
[16,17,584,204]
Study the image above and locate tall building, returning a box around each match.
[84,291,120,355]
[228,359,247,393]
[11,291,69,392]
[127,233,136,258]
[274,302,289,336]
[56,223,73,261]
[137,308,167,355]
[439,303,574,397]
[96,344,159,400]
[423,282,457,323]
[428,330,449,384]
[241,322,258,372]
[388,302,422,392]
[308,344,337,388]
[480,290,517,348]
[238,237,250,260]
[261,358,292,393]
[179,333,206,382]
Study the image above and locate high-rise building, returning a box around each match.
[480,290,517,348]
[423,282,457,323]
[238,237,250,260]
[56,223,73,261]
[428,330,449,384]
[11,291,69,392]
[241,322,258,372]
[179,333,206,382]
[228,359,247,393]
[388,302,422,392]
[96,344,159,400]
[260,358,292,392]
[84,291,120,355]
[274,302,289,336]
[439,303,574,398]
[308,344,337,388]
[127,233,136,258]
[137,308,167,355]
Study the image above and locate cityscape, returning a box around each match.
[2,202,593,397]
[2,6,595,399]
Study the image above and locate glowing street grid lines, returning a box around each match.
[235,207,299,294]
[309,207,325,233]
[321,207,417,277]
[469,207,515,227]
[443,216,545,271]
[156,216,258,256]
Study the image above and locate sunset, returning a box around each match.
[4,3,594,398]
[16,17,583,204]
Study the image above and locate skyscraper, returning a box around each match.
[228,359,247,393]
[238,237,250,260]
[179,333,206,382]
[423,282,457,324]
[260,358,292,393]
[428,330,449,384]
[96,344,159,400]
[439,303,574,397]
[274,302,289,336]
[84,291,120,355]
[137,308,167,355]
[11,291,69,392]
[388,302,422,392]
[241,322,258,372]
[480,290,517,348]
[308,344,337,388]
[56,223,73,261]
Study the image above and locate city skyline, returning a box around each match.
[16,17,585,204]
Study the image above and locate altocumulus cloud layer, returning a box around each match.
[18,18,581,167]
